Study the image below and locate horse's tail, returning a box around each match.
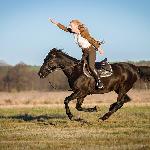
[137,66,150,81]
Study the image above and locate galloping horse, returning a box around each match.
[38,48,150,121]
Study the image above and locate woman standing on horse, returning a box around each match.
[48,18,104,89]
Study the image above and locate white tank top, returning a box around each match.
[73,34,91,49]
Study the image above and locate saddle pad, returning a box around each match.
[83,58,113,78]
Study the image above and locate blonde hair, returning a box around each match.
[70,19,82,26]
[70,19,88,31]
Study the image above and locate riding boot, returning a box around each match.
[93,69,104,89]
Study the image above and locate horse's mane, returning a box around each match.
[45,48,79,63]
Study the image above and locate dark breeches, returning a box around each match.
[82,47,96,72]
[88,49,96,71]
[82,47,101,83]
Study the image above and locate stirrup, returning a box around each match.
[96,80,104,89]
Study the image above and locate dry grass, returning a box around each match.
[0,105,150,150]
[0,89,150,107]
[0,90,150,149]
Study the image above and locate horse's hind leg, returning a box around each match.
[124,94,131,103]
[76,97,97,112]
[100,92,126,121]
[109,94,131,111]
[100,85,132,121]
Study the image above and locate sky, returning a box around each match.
[0,0,150,65]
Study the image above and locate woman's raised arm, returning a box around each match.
[48,18,70,32]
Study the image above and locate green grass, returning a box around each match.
[0,105,150,150]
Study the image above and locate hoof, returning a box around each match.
[99,114,109,121]
[93,106,98,112]
[99,116,107,121]
[68,114,73,120]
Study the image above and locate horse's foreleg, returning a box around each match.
[76,97,97,112]
[64,91,83,120]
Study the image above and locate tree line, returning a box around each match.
[0,64,69,92]
[0,62,150,92]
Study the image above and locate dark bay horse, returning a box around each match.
[38,48,150,121]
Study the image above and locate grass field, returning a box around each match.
[0,90,150,150]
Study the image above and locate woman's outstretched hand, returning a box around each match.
[98,47,104,55]
[48,18,58,25]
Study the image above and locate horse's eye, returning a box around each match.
[45,66,49,69]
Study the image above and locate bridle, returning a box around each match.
[48,61,79,89]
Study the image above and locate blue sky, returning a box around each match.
[0,0,150,65]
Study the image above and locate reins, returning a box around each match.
[48,62,79,90]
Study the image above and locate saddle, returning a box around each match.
[83,58,113,78]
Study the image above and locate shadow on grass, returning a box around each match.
[0,113,67,122]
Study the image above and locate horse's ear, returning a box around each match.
[51,48,57,51]
[50,48,58,54]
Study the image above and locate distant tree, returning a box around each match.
[3,64,32,91]
[0,66,12,91]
